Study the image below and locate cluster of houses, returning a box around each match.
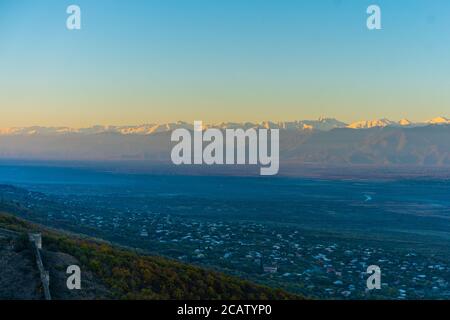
[3,185,449,299]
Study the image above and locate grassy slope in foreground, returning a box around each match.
[0,212,301,300]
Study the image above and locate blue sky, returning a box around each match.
[1,0,450,126]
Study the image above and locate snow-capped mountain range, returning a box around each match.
[1,117,449,136]
[1,116,450,167]
[346,117,450,129]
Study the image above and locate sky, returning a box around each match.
[1,0,450,127]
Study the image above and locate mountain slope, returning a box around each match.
[0,213,301,300]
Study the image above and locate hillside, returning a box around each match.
[0,230,42,299]
[0,212,300,300]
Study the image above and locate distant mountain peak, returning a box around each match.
[318,116,339,122]
[398,118,412,126]
[347,119,394,129]
[428,116,450,124]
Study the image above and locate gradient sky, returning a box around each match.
[1,0,450,127]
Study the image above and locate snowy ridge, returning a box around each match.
[1,117,449,136]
